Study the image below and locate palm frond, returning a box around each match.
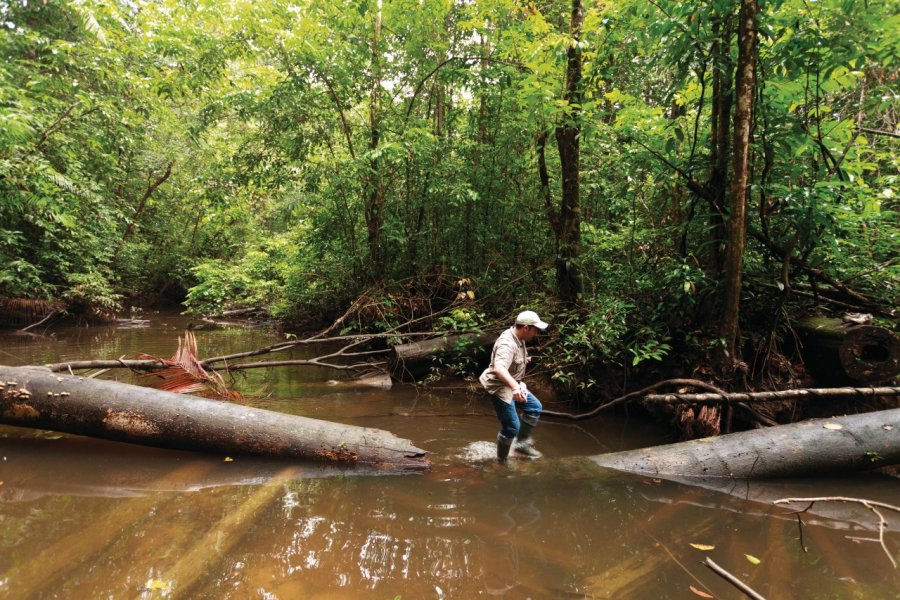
[0,296,60,327]
[139,330,244,402]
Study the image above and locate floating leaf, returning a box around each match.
[690,543,716,551]
[823,423,843,430]
[145,579,170,591]
[745,554,761,565]
[224,456,234,462]
[689,585,714,598]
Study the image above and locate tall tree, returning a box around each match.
[719,0,759,362]
[554,0,585,303]
[365,0,386,278]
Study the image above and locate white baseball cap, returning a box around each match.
[515,310,548,330]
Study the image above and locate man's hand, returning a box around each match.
[513,384,527,403]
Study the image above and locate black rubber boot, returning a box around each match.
[514,417,542,459]
[497,434,514,463]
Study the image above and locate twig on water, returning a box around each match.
[703,557,768,600]
[640,527,716,597]
[17,310,59,333]
[774,496,900,568]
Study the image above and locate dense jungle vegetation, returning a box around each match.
[1,0,896,393]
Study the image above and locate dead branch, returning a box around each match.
[541,379,727,420]
[748,226,881,309]
[199,331,435,367]
[644,387,900,404]
[774,496,900,568]
[17,310,60,333]
[44,359,165,372]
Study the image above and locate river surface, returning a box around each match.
[1,313,898,599]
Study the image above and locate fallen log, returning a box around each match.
[644,386,900,404]
[796,317,899,385]
[590,408,900,478]
[390,332,493,379]
[0,365,428,470]
[45,358,165,372]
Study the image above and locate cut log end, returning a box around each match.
[797,318,899,385]
[839,325,900,385]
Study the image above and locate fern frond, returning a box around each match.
[71,3,107,44]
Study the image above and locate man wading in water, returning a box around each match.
[479,311,548,462]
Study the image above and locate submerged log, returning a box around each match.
[796,317,899,385]
[591,408,900,478]
[0,365,428,470]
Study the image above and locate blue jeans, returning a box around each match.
[490,392,542,439]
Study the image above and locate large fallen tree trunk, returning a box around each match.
[795,317,898,385]
[590,408,900,478]
[0,366,428,470]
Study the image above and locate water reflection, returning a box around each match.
[1,314,899,598]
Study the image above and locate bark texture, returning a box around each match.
[719,0,758,361]
[553,0,585,304]
[644,386,900,404]
[0,366,428,470]
[591,408,900,478]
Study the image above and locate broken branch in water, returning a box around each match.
[703,557,768,600]
[774,496,900,569]
[42,332,400,375]
[17,310,60,333]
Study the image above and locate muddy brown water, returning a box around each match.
[1,313,898,599]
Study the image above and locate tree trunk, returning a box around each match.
[112,160,174,264]
[0,366,428,470]
[719,0,758,362]
[795,317,899,385]
[706,13,733,274]
[553,0,585,304]
[365,0,385,277]
[591,407,900,478]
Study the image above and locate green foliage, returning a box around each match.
[628,334,673,367]
[61,271,122,315]
[184,244,285,316]
[0,0,894,391]
[437,308,484,332]
[549,298,631,391]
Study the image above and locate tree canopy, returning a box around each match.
[1,0,896,381]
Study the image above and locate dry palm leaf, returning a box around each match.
[138,329,243,402]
